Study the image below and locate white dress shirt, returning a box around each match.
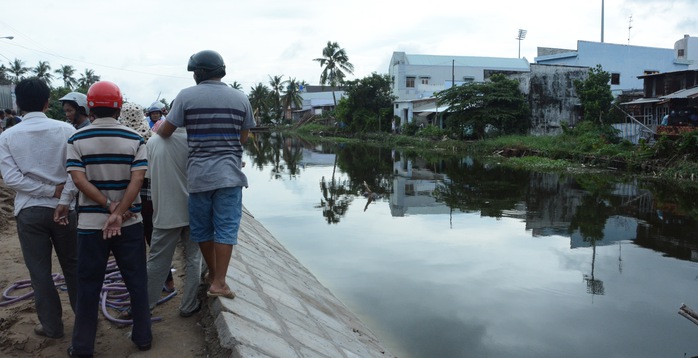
[0,111,77,216]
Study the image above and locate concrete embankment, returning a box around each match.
[209,208,395,358]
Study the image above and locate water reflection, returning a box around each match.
[243,132,698,357]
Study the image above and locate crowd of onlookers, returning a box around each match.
[0,108,21,132]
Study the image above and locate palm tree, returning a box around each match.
[77,68,100,89]
[281,78,303,122]
[268,75,284,120]
[0,64,11,85]
[8,58,29,84]
[248,82,271,125]
[228,81,243,91]
[32,61,53,86]
[313,41,354,106]
[55,64,78,89]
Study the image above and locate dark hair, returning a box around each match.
[15,78,50,113]
[90,107,119,118]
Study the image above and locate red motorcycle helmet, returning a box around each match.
[87,81,123,109]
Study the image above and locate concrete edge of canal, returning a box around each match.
[208,207,397,358]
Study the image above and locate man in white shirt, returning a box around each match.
[145,127,202,317]
[0,77,78,339]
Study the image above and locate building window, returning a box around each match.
[678,49,685,58]
[406,76,415,88]
[395,104,399,109]
[611,73,620,85]
[644,70,659,75]
[421,78,429,85]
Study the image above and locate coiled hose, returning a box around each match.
[1,259,175,325]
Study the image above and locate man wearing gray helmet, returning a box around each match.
[158,50,255,299]
[59,92,91,129]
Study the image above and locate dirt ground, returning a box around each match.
[0,181,231,357]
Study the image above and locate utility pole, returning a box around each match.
[601,0,605,43]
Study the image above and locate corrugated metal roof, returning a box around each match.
[405,54,530,70]
[660,86,698,99]
[620,98,661,105]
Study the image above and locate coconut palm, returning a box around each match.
[228,81,243,91]
[313,41,354,106]
[32,61,53,86]
[268,75,284,120]
[248,82,271,125]
[281,78,303,121]
[8,58,29,84]
[55,64,78,89]
[77,68,100,89]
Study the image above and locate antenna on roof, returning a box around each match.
[627,15,633,45]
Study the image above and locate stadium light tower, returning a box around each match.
[516,29,527,59]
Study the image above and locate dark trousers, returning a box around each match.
[16,206,78,338]
[71,223,152,355]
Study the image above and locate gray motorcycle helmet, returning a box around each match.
[187,50,226,83]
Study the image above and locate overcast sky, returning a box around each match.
[2,0,696,106]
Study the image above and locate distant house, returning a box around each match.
[535,35,698,95]
[292,85,346,122]
[621,69,698,132]
[388,51,529,127]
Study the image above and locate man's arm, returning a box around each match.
[70,171,110,208]
[157,120,177,139]
[240,129,250,144]
[102,169,146,239]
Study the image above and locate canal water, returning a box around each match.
[241,133,698,358]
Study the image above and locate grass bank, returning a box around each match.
[276,122,698,182]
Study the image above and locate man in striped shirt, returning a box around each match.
[65,81,152,356]
[158,50,255,299]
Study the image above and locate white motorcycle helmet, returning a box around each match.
[59,92,90,115]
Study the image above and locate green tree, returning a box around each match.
[77,68,100,89]
[32,61,53,86]
[55,64,78,89]
[313,41,354,106]
[574,64,614,125]
[8,58,29,84]
[248,82,272,125]
[268,75,284,120]
[334,73,395,131]
[47,86,72,121]
[0,64,11,85]
[437,74,530,139]
[281,78,303,122]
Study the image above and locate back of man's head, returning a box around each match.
[15,78,50,113]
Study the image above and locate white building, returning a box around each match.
[388,51,529,126]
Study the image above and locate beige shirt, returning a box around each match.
[146,128,189,229]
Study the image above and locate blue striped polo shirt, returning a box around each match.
[66,117,148,230]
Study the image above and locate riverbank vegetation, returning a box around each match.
[275,60,698,183]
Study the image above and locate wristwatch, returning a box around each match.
[104,198,111,209]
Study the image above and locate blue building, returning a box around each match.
[535,35,698,95]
